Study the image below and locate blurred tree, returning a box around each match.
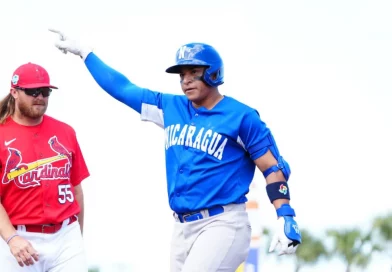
[373,213,392,269]
[88,267,100,272]
[294,229,328,272]
[262,227,271,241]
[326,228,381,272]
[373,213,392,245]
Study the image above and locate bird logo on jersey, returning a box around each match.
[1,136,72,189]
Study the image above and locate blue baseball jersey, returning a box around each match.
[85,53,278,213]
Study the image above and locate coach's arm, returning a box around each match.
[73,185,84,235]
[0,198,39,266]
[0,199,17,244]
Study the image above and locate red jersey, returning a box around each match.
[0,115,90,225]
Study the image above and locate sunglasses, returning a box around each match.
[15,87,52,98]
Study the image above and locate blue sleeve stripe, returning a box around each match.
[84,53,144,113]
[248,134,272,160]
[250,147,269,161]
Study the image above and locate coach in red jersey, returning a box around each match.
[0,62,90,271]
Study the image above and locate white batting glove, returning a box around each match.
[48,29,92,60]
[269,215,302,255]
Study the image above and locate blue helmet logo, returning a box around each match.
[166,43,224,87]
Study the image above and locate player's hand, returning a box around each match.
[269,216,302,255]
[48,28,92,60]
[8,235,39,267]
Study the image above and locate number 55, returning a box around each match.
[58,184,74,204]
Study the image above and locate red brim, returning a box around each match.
[16,83,58,89]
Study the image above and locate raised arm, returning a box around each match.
[49,29,145,113]
[83,53,144,113]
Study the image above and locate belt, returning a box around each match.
[14,215,77,234]
[177,206,224,223]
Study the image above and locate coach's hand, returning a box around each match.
[8,235,39,267]
[48,29,92,60]
[269,215,302,255]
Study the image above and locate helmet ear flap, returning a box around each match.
[210,71,218,81]
[204,66,224,87]
[211,68,223,80]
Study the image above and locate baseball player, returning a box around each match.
[50,29,302,272]
[0,62,90,271]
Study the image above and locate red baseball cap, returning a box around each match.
[11,62,58,89]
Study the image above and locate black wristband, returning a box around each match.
[266,182,290,203]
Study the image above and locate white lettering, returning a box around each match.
[185,126,196,147]
[192,128,204,149]
[207,133,221,155]
[201,130,212,152]
[165,124,228,160]
[165,127,170,149]
[213,138,227,160]
[171,124,180,146]
[169,125,175,147]
[178,46,187,59]
[177,125,188,145]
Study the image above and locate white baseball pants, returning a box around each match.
[1,220,87,272]
[170,203,251,272]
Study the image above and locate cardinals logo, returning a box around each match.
[1,136,72,189]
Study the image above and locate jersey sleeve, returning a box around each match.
[239,110,274,161]
[140,91,167,128]
[84,52,146,113]
[84,53,166,128]
[70,130,90,186]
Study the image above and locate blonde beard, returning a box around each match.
[17,99,48,119]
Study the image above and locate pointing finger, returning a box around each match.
[48,29,66,40]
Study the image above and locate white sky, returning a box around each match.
[0,0,391,271]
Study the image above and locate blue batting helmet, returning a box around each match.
[165,43,224,87]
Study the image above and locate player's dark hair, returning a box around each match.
[0,94,15,124]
